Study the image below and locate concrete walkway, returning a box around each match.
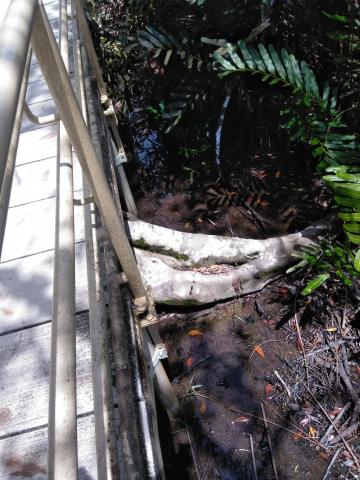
[0,1,97,478]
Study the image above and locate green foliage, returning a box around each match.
[137,26,205,71]
[213,40,360,250]
[290,242,357,295]
[213,42,333,106]
[301,274,330,296]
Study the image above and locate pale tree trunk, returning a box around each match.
[123,215,336,306]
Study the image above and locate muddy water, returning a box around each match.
[126,91,342,479]
[158,292,343,479]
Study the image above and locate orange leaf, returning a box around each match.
[319,452,329,461]
[199,400,207,415]
[188,329,203,337]
[329,407,342,418]
[233,416,250,423]
[309,426,317,438]
[254,345,265,359]
[265,384,273,399]
[185,357,193,368]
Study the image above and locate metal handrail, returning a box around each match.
[0,1,157,479]
[23,102,60,125]
[47,0,77,477]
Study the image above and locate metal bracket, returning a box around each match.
[151,344,168,368]
[73,196,94,206]
[114,151,127,167]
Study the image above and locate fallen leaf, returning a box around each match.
[188,329,203,337]
[199,400,207,415]
[309,426,317,438]
[357,366,360,375]
[319,452,329,461]
[275,170,281,178]
[254,345,265,359]
[233,416,250,423]
[265,384,273,399]
[292,433,302,441]
[326,327,337,333]
[185,357,193,368]
[329,407,342,418]
[300,418,309,427]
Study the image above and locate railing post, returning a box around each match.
[31,0,147,304]
[0,0,37,198]
[47,0,77,478]
[0,48,31,257]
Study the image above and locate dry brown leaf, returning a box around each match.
[199,400,207,415]
[188,329,203,337]
[233,416,250,423]
[265,384,273,399]
[185,357,193,368]
[309,426,317,438]
[254,345,265,359]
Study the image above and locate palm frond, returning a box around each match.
[137,26,203,70]
[213,42,337,110]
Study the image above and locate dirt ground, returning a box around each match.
[157,289,348,479]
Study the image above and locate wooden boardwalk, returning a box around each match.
[0,1,98,478]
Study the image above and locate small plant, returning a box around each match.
[288,241,359,295]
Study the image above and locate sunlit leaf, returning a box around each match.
[301,274,330,296]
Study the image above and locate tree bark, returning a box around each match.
[124,215,337,306]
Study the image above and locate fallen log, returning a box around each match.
[125,215,337,306]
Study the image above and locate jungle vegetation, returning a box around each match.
[87,0,360,296]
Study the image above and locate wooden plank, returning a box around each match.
[16,124,58,165]
[21,99,57,134]
[9,156,83,207]
[0,241,89,333]
[1,196,85,262]
[26,73,75,105]
[0,312,93,437]
[0,414,97,480]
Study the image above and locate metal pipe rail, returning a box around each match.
[0,1,161,479]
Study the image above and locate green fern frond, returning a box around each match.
[214,40,360,251]
[213,42,337,110]
[137,26,204,71]
[162,86,207,133]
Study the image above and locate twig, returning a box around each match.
[292,278,311,388]
[327,421,359,446]
[328,344,360,413]
[306,387,360,470]
[186,427,201,480]
[320,402,351,445]
[302,340,346,359]
[249,434,258,480]
[172,355,211,384]
[273,370,292,397]
[188,392,330,452]
[261,403,279,480]
[321,448,341,480]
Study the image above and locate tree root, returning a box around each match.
[126,215,337,306]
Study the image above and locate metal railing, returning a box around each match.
[0,0,178,479]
